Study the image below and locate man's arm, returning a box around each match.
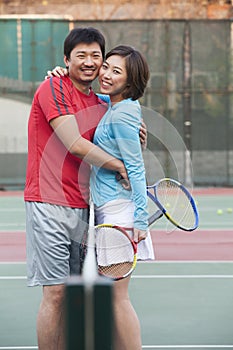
[50,114,128,179]
[140,119,147,151]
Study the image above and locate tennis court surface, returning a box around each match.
[0,187,233,349]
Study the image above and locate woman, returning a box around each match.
[90,45,154,350]
[48,45,154,350]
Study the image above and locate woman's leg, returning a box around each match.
[113,276,142,350]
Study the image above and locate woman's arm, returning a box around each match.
[110,105,148,240]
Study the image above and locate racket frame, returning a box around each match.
[147,178,199,231]
[115,173,199,230]
[95,223,137,281]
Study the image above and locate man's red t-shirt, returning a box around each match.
[24,76,107,208]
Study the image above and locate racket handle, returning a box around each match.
[148,210,163,226]
[115,173,131,191]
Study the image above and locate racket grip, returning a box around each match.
[115,173,131,191]
[148,210,163,226]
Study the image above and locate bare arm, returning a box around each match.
[50,115,128,179]
[140,119,147,151]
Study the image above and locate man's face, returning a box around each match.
[64,42,103,90]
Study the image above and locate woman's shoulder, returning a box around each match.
[112,98,141,121]
[115,98,140,112]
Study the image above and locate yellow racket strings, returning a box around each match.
[156,180,196,228]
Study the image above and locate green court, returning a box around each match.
[1,262,233,349]
[0,189,233,349]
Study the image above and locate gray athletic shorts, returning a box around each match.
[25,201,89,287]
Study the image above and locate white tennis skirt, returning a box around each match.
[95,199,155,262]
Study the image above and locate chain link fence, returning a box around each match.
[0,19,232,188]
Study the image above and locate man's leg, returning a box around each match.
[37,284,65,350]
[26,203,88,349]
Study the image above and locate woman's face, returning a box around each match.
[98,54,128,104]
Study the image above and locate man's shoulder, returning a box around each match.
[35,76,71,93]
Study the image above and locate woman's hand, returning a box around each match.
[45,66,68,79]
[133,228,147,243]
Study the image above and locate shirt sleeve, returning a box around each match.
[37,77,74,122]
[110,103,148,230]
[97,93,111,104]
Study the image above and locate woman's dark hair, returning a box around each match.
[64,27,105,60]
[105,45,150,100]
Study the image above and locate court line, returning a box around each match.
[0,228,25,232]
[2,261,233,265]
[0,208,25,211]
[139,261,233,264]
[0,347,38,350]
[2,275,233,280]
[133,275,233,279]
[0,276,27,280]
[142,346,233,349]
[1,260,233,267]
[185,228,233,232]
[1,346,233,350]
[0,226,25,229]
[0,262,26,265]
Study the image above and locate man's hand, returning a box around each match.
[139,119,147,151]
[115,173,131,191]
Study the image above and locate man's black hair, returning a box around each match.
[64,27,105,59]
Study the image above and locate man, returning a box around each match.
[25,27,146,350]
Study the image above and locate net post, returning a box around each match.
[65,275,114,350]
[65,276,85,350]
[94,277,113,349]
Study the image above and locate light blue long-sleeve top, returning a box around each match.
[90,95,148,231]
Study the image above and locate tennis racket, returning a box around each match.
[115,173,199,231]
[147,178,199,231]
[93,177,198,281]
[95,224,137,281]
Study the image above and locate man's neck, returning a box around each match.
[70,77,91,95]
